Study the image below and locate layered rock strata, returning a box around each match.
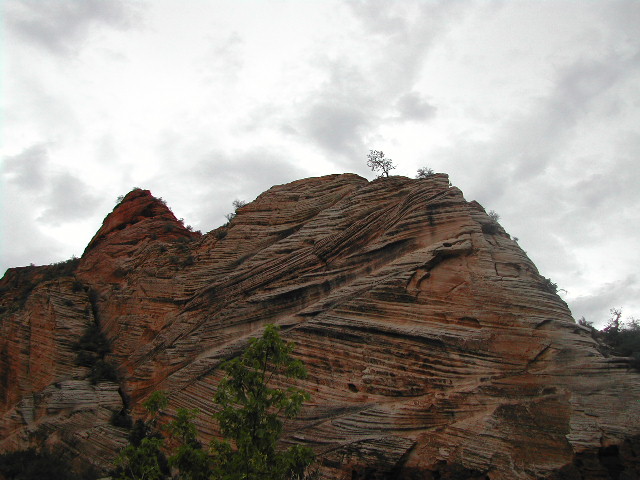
[1,175,639,479]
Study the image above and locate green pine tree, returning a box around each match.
[167,408,210,480]
[113,325,315,480]
[113,391,170,480]
[210,324,315,480]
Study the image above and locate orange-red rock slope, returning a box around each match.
[1,175,639,479]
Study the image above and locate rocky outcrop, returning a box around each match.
[1,174,639,479]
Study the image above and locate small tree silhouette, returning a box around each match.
[366,150,395,178]
[225,200,247,224]
[416,167,434,178]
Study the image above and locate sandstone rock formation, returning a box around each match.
[1,174,639,479]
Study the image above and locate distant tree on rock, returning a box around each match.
[225,199,247,224]
[367,150,396,178]
[232,199,247,210]
[579,308,640,370]
[601,309,640,366]
[416,167,435,178]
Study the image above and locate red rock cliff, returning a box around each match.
[1,174,639,479]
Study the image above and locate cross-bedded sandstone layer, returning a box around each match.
[1,174,639,479]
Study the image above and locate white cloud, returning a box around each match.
[569,276,640,328]
[302,101,371,157]
[1,0,639,322]
[0,142,106,272]
[394,92,437,122]
[37,172,101,225]
[4,0,139,55]
[2,143,49,190]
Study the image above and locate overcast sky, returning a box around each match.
[1,0,639,327]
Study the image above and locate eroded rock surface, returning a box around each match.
[1,174,639,479]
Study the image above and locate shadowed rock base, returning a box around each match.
[348,438,640,480]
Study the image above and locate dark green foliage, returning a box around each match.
[214,228,228,240]
[114,392,170,480]
[541,277,558,294]
[0,448,88,480]
[210,324,315,480]
[481,210,501,235]
[578,316,592,327]
[169,444,210,480]
[176,240,190,252]
[612,329,640,360]
[73,323,110,356]
[42,257,80,281]
[117,397,210,480]
[129,419,153,447]
[167,409,210,480]
[88,359,120,384]
[598,309,640,369]
[75,350,98,367]
[1,258,79,313]
[169,253,195,268]
[87,288,100,307]
[167,408,200,447]
[73,321,119,384]
[114,437,169,480]
[481,222,499,235]
[72,279,84,292]
[144,391,169,416]
[581,309,640,371]
[114,267,129,278]
[111,410,134,429]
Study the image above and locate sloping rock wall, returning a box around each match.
[1,174,639,479]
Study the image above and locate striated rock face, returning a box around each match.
[1,174,639,479]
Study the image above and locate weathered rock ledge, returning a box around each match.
[1,173,639,479]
